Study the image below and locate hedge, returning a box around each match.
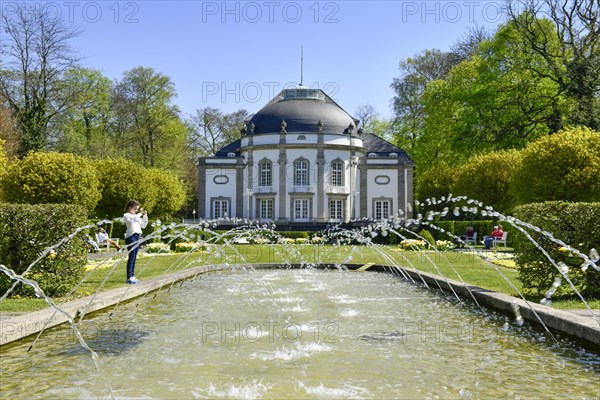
[0,204,89,297]
[513,202,600,297]
[427,220,508,245]
[1,152,101,211]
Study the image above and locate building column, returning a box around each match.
[246,151,254,219]
[316,151,325,222]
[398,161,405,217]
[236,159,244,218]
[359,158,368,219]
[198,159,207,218]
[278,132,287,222]
[406,165,414,219]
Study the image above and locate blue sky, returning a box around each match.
[2,1,505,119]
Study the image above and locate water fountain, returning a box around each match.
[1,198,599,399]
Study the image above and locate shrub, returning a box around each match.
[0,138,6,201]
[427,220,510,246]
[513,201,600,297]
[1,152,100,211]
[279,231,310,240]
[0,204,88,297]
[451,149,521,212]
[512,127,600,205]
[418,229,436,248]
[415,162,457,202]
[94,158,158,218]
[146,168,186,217]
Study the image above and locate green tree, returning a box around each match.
[507,0,600,130]
[0,138,7,177]
[0,138,7,200]
[94,158,158,218]
[0,4,82,156]
[390,49,460,152]
[452,149,522,212]
[415,161,457,202]
[187,107,249,156]
[512,126,600,204]
[147,168,186,217]
[112,67,186,167]
[53,68,116,158]
[1,152,100,211]
[417,19,563,168]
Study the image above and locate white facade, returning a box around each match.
[198,88,414,229]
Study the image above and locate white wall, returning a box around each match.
[366,169,398,217]
[205,167,238,218]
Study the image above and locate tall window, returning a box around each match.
[260,199,273,220]
[259,161,272,186]
[294,160,309,186]
[374,200,390,220]
[329,200,344,222]
[331,161,344,186]
[213,200,229,218]
[294,199,309,221]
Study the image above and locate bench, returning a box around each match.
[464,232,477,246]
[493,232,508,248]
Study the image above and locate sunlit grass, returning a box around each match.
[1,245,597,312]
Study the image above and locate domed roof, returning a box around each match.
[248,88,358,135]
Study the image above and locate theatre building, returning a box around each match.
[198,86,414,229]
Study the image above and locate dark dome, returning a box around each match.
[249,88,357,134]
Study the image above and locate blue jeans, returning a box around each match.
[484,236,493,249]
[125,233,141,279]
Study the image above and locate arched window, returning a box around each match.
[259,160,272,186]
[294,159,309,186]
[330,160,344,186]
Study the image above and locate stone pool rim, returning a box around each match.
[1,263,599,349]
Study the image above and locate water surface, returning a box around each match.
[1,268,599,399]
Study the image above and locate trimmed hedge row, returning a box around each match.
[513,202,600,297]
[428,220,508,245]
[0,204,88,297]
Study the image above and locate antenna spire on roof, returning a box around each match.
[300,46,304,86]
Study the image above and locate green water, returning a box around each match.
[1,269,599,399]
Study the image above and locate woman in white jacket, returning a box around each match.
[123,199,148,284]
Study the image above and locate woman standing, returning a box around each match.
[123,200,148,284]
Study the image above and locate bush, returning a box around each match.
[94,158,158,218]
[0,138,7,201]
[452,149,521,212]
[0,204,88,297]
[512,127,600,205]
[415,162,457,202]
[279,231,310,240]
[147,168,186,217]
[428,220,503,245]
[514,201,600,297]
[419,229,436,248]
[1,152,100,211]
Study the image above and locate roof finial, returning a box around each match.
[300,45,304,86]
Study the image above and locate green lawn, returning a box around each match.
[1,244,597,312]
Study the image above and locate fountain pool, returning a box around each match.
[1,268,598,399]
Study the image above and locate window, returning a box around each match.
[259,161,272,186]
[331,161,344,186]
[260,199,273,220]
[294,160,309,186]
[374,200,390,220]
[329,200,344,222]
[213,200,229,219]
[294,199,309,221]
